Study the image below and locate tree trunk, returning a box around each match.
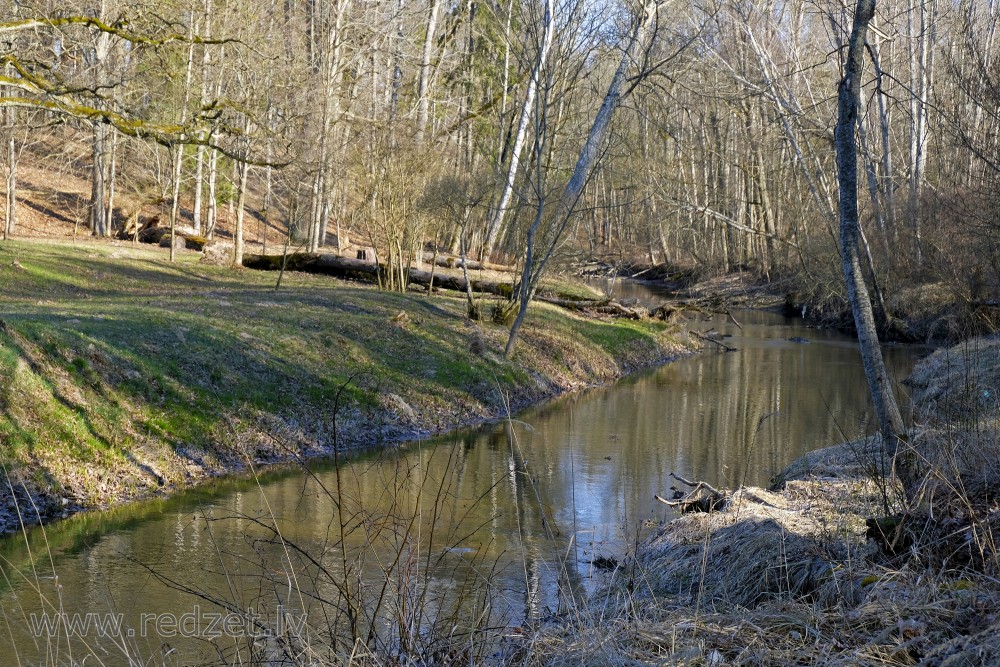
[206,147,219,238]
[907,0,933,265]
[482,0,555,260]
[262,164,272,255]
[234,159,249,267]
[4,105,15,240]
[416,0,442,142]
[836,0,913,495]
[105,124,118,231]
[90,122,108,237]
[192,0,212,235]
[169,144,183,262]
[505,0,658,356]
[193,145,205,234]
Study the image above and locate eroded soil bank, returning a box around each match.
[0,240,692,534]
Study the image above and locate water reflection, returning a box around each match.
[0,299,926,666]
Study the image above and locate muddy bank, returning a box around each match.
[784,278,1000,344]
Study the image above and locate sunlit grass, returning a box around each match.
[0,239,685,529]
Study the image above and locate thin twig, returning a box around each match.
[689,330,736,352]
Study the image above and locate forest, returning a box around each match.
[2,1,1000,665]
[1,0,998,330]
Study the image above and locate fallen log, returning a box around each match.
[243,252,515,298]
[420,252,513,273]
[243,252,662,320]
[535,295,646,319]
[535,296,611,309]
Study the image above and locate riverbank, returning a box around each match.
[592,259,1000,344]
[518,337,1000,666]
[0,239,692,534]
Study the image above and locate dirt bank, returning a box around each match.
[601,259,1000,343]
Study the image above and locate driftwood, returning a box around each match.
[655,473,728,513]
[727,309,743,330]
[689,329,737,352]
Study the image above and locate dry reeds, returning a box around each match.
[515,471,1000,667]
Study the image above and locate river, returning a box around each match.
[0,282,925,666]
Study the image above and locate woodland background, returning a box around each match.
[1,0,999,319]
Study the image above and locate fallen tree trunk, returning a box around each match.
[535,295,646,319]
[420,252,513,273]
[243,252,515,298]
[243,252,668,320]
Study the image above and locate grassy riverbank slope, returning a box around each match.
[0,240,689,532]
[518,338,1000,666]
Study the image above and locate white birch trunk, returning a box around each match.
[416,0,442,142]
[505,0,659,356]
[206,142,219,239]
[482,0,556,260]
[192,0,212,234]
[234,159,249,267]
[4,105,15,239]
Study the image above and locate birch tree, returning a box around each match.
[505,0,671,355]
[481,0,556,260]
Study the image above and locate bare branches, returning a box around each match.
[0,10,279,167]
[0,15,236,47]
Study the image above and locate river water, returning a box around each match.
[0,282,925,666]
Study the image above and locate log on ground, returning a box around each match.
[243,252,514,297]
[420,252,513,273]
[243,252,663,319]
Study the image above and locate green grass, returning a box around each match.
[0,239,686,523]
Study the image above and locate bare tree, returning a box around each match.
[481,0,556,261]
[835,0,913,493]
[505,0,670,356]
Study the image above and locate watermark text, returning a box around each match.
[28,605,306,640]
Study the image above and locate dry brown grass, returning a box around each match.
[897,337,1000,569]
[514,470,1000,666]
[505,337,1000,667]
[906,337,1000,424]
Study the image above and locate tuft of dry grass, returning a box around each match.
[897,338,1000,569]
[633,481,882,610]
[906,336,1000,424]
